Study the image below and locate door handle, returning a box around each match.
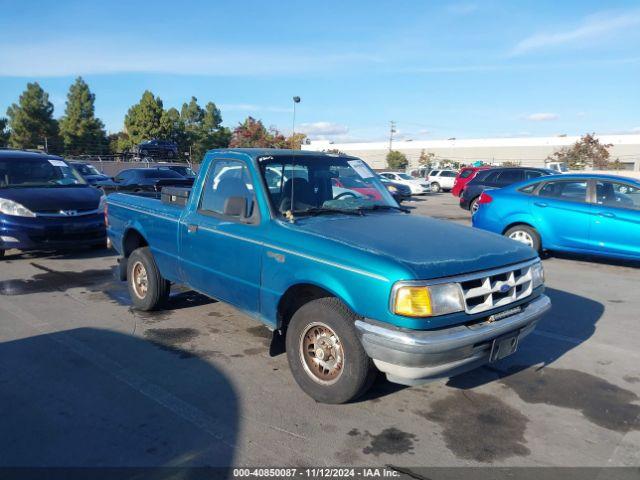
[598,212,615,218]
[187,224,199,233]
[534,202,548,208]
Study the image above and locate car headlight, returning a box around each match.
[531,261,544,289]
[98,194,107,211]
[0,198,36,217]
[392,283,464,317]
[387,186,398,193]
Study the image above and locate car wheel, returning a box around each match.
[430,182,441,193]
[166,150,174,158]
[470,197,480,214]
[140,149,149,157]
[0,249,4,259]
[505,225,541,253]
[286,297,377,404]
[127,247,170,311]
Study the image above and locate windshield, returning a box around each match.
[259,155,397,215]
[73,163,101,176]
[141,169,183,179]
[397,173,413,180]
[0,158,87,188]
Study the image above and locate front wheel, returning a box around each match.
[127,247,170,311]
[504,225,541,253]
[286,297,376,404]
[470,196,480,214]
[430,182,441,193]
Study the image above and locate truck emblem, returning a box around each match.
[499,284,510,293]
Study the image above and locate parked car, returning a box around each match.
[0,150,106,257]
[378,176,412,203]
[427,169,458,193]
[460,167,555,214]
[332,175,382,200]
[451,166,491,197]
[158,164,197,178]
[68,161,115,186]
[134,140,178,159]
[106,148,550,403]
[473,174,640,261]
[379,171,430,195]
[108,168,194,193]
[546,162,569,174]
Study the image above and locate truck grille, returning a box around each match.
[458,261,534,314]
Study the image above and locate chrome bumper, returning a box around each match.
[355,294,551,385]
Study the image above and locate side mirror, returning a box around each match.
[223,196,248,217]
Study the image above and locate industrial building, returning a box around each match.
[303,134,640,172]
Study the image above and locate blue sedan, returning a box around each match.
[472,174,640,261]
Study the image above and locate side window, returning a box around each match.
[519,183,538,194]
[441,171,457,177]
[539,181,588,203]
[497,170,524,184]
[595,181,640,210]
[200,160,256,218]
[482,170,501,183]
[525,170,544,180]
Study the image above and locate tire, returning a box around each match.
[504,225,541,253]
[286,297,376,404]
[430,182,441,193]
[127,247,170,311]
[166,150,174,158]
[470,196,480,214]
[0,249,4,259]
[140,149,149,157]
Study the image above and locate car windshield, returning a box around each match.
[140,169,184,179]
[0,158,87,188]
[74,163,101,176]
[259,155,398,215]
[397,173,414,180]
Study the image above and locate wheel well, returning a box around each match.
[502,222,535,235]
[123,229,148,257]
[277,284,334,330]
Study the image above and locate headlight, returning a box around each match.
[0,198,36,217]
[392,283,464,317]
[387,186,398,193]
[98,194,107,211]
[531,261,544,289]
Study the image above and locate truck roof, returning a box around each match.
[205,148,358,160]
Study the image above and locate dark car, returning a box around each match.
[135,139,178,159]
[460,167,555,214]
[108,168,194,193]
[158,164,197,178]
[68,161,115,186]
[378,175,412,203]
[0,150,106,257]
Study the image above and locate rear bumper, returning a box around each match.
[355,294,551,385]
[0,213,106,251]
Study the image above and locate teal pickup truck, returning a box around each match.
[106,149,551,403]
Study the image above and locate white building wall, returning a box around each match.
[303,134,640,171]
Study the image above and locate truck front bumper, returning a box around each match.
[355,294,551,386]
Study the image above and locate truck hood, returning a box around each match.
[290,213,537,279]
[0,186,102,213]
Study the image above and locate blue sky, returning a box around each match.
[0,0,638,142]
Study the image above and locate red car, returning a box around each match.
[451,166,492,197]
[332,176,382,200]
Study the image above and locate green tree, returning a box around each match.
[386,150,408,170]
[6,82,59,152]
[123,90,165,149]
[58,77,107,155]
[179,98,230,161]
[0,118,9,147]
[160,107,188,152]
[107,131,131,154]
[547,133,612,170]
[229,116,288,148]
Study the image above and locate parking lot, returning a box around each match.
[1,192,639,470]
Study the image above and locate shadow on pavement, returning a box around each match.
[0,328,238,472]
[545,250,640,268]
[448,287,604,389]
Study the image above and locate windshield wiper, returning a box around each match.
[291,207,365,217]
[357,204,410,213]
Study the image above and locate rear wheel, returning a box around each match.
[127,247,170,311]
[504,225,541,253]
[0,249,4,259]
[286,297,376,404]
[470,196,480,214]
[430,182,441,193]
[140,149,149,157]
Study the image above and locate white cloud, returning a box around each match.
[511,9,640,56]
[0,39,381,77]
[298,122,349,138]
[220,104,292,113]
[632,127,640,133]
[524,113,559,122]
